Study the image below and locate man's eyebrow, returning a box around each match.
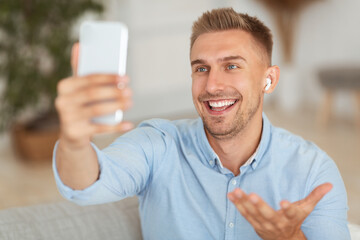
[191,59,206,66]
[220,55,247,63]
[191,56,247,66]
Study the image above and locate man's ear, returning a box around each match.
[263,65,280,93]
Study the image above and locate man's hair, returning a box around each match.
[191,8,273,65]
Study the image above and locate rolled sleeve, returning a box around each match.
[52,123,168,206]
[301,153,350,239]
[52,141,122,205]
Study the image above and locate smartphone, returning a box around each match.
[78,21,128,125]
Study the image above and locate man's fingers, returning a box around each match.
[59,100,132,125]
[279,183,332,220]
[61,121,134,148]
[249,194,277,220]
[228,189,248,215]
[57,43,135,143]
[228,186,331,238]
[63,87,132,109]
[239,193,261,215]
[58,74,129,95]
[303,183,333,213]
[228,190,276,222]
[86,100,132,117]
[67,100,132,122]
[280,200,299,219]
[280,200,291,209]
[71,43,79,76]
[92,121,134,134]
[228,190,263,229]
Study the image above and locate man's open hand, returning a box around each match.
[227,183,333,240]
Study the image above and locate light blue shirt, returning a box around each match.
[53,113,350,239]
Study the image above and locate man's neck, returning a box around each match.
[206,113,263,176]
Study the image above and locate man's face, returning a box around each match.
[190,30,267,140]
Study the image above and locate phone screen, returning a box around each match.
[77,21,128,125]
[78,21,128,77]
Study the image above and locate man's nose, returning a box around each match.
[205,69,224,93]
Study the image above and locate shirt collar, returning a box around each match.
[243,144,259,167]
[252,112,271,170]
[196,112,272,170]
[196,118,219,168]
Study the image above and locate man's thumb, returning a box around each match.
[71,43,79,76]
[304,182,333,212]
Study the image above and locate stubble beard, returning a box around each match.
[201,93,261,141]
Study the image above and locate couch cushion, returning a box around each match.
[349,222,360,240]
[0,197,142,240]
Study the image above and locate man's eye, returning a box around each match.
[197,67,208,72]
[227,64,238,70]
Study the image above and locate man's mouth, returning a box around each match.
[205,99,238,114]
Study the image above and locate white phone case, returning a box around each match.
[78,21,128,125]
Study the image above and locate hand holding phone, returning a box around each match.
[78,21,128,125]
[55,23,131,190]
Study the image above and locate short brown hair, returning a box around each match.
[191,8,273,65]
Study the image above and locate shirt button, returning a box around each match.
[209,160,214,165]
[231,179,237,185]
[229,222,234,228]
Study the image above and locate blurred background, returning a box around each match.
[0,0,359,226]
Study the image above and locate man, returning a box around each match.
[54,8,350,239]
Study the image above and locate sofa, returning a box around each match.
[0,197,142,240]
[0,196,360,240]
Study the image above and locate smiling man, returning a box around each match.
[191,29,269,176]
[53,8,350,240]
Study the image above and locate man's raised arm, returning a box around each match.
[54,43,133,190]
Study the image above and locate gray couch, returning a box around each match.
[0,197,142,240]
[1,196,360,240]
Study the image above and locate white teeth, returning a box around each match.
[209,100,236,108]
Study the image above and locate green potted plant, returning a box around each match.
[0,0,103,161]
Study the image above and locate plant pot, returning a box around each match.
[11,114,59,163]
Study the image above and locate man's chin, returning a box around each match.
[203,118,238,139]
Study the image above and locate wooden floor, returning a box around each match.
[0,106,359,225]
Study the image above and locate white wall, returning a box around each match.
[101,0,360,121]
[100,0,360,121]
[106,0,224,120]
[296,0,360,115]
[2,0,358,127]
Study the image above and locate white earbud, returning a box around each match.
[265,78,271,91]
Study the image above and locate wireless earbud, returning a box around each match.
[265,78,272,91]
